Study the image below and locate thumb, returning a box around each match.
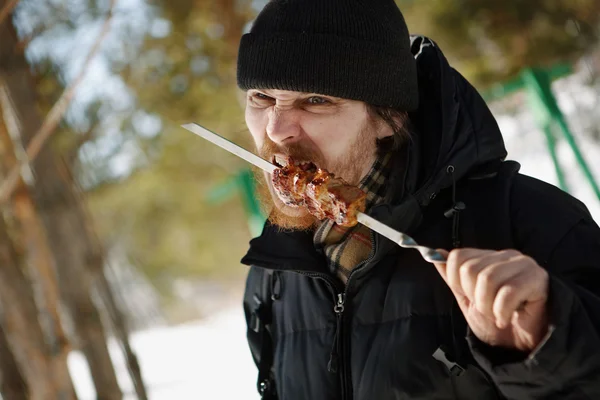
[432,249,471,316]
[432,248,450,282]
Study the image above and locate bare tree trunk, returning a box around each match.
[0,215,55,400]
[0,80,76,400]
[0,83,28,400]
[97,274,149,400]
[69,161,148,400]
[0,84,73,400]
[0,324,28,400]
[11,187,76,397]
[0,6,123,400]
[49,160,123,400]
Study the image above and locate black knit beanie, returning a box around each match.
[237,0,418,110]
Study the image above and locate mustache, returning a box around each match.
[258,138,323,166]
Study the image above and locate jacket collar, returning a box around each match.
[241,220,328,273]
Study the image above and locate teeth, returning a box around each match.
[272,155,318,170]
[273,155,289,167]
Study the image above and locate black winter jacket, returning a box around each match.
[241,37,600,400]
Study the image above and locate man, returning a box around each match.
[237,1,600,399]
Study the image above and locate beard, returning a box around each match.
[254,122,380,231]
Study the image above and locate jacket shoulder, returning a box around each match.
[511,173,593,224]
[510,173,594,264]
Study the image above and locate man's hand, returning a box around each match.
[433,248,550,353]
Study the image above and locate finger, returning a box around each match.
[445,248,491,298]
[458,256,487,303]
[449,248,495,267]
[433,249,472,314]
[456,249,521,304]
[473,259,526,319]
[492,272,533,329]
[458,250,514,303]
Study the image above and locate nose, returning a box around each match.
[266,107,301,145]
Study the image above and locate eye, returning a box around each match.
[249,91,275,107]
[306,96,330,105]
[255,92,272,100]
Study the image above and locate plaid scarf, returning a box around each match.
[313,152,392,283]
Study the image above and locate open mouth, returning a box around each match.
[272,154,318,171]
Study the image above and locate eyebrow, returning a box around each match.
[251,89,338,98]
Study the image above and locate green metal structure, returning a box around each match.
[206,168,266,237]
[485,65,600,200]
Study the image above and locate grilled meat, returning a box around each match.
[271,156,366,227]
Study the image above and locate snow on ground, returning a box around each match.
[69,307,260,400]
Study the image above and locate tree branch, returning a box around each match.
[0,0,116,205]
[0,0,19,28]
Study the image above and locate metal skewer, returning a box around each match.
[182,123,447,264]
[355,213,446,263]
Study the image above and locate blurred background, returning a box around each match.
[0,0,599,399]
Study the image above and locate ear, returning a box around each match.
[375,120,395,139]
[390,113,406,131]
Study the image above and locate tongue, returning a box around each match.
[299,161,318,172]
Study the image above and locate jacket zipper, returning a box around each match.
[289,232,378,400]
[334,232,378,400]
[327,293,345,374]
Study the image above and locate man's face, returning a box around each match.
[245,89,394,230]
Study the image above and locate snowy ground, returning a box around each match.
[68,307,259,400]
